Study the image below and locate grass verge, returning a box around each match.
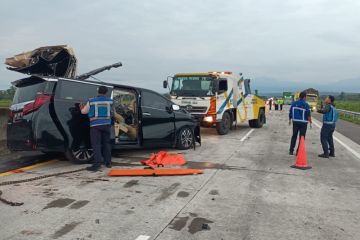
[0,99,11,108]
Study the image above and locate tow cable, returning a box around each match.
[0,168,86,207]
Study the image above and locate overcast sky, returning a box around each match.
[1,0,359,91]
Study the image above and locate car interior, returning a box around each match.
[112,89,138,143]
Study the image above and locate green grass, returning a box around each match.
[0,99,11,108]
[335,100,360,112]
[339,114,360,125]
[335,100,360,125]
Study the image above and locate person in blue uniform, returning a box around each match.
[289,91,312,155]
[81,86,113,171]
[317,95,337,158]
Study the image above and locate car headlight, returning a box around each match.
[203,116,214,123]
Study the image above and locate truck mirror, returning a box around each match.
[163,80,168,89]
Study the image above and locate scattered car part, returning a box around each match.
[76,62,122,80]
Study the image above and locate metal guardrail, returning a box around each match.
[337,109,360,120]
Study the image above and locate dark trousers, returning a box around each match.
[269,104,272,110]
[90,125,112,167]
[275,104,278,110]
[280,104,283,111]
[290,122,308,152]
[321,124,335,156]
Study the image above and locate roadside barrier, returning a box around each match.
[337,109,360,121]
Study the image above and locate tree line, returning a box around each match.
[0,86,16,100]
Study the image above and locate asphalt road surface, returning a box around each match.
[0,108,359,240]
[312,112,360,145]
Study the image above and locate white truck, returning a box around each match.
[163,72,266,135]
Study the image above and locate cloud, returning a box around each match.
[0,0,359,92]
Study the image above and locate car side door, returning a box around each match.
[140,90,175,147]
[53,79,113,152]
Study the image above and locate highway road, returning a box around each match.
[312,112,360,144]
[0,108,359,240]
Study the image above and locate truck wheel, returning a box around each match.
[249,108,265,128]
[216,112,232,135]
[177,127,194,150]
[65,146,94,163]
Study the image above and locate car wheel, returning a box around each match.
[216,111,232,135]
[177,127,194,150]
[65,146,94,163]
[249,108,265,128]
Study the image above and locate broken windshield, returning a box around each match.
[171,76,215,97]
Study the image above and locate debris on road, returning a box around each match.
[0,167,86,206]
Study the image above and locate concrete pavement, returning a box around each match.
[312,112,360,145]
[0,108,359,240]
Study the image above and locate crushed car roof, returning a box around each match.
[5,45,77,78]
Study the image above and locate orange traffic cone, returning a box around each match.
[291,136,312,170]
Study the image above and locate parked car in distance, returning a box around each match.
[7,76,201,163]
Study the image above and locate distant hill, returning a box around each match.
[252,77,360,94]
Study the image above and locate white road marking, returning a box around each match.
[312,120,360,160]
[135,235,151,240]
[240,129,255,142]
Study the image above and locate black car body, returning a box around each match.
[7,76,201,163]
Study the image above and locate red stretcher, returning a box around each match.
[108,168,203,177]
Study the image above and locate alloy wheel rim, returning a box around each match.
[72,148,94,161]
[181,129,193,148]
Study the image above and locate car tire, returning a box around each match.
[176,127,194,150]
[249,108,265,128]
[216,111,232,135]
[65,146,94,164]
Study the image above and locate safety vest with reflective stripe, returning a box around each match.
[88,96,113,127]
[323,105,337,125]
[290,99,310,123]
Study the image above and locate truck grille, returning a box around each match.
[181,106,208,113]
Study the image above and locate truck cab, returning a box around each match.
[163,72,266,135]
[306,93,319,111]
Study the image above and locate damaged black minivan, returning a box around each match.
[7,76,201,163]
[5,45,200,163]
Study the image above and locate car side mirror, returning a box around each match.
[172,104,180,111]
[163,80,168,89]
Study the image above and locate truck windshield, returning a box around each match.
[171,76,215,97]
[307,95,317,102]
[306,95,317,102]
